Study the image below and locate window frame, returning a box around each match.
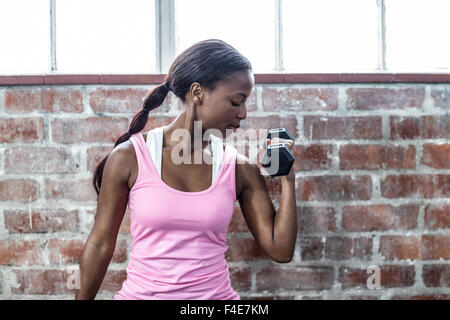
[46,0,387,75]
[2,0,448,78]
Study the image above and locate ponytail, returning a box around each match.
[92,83,170,197]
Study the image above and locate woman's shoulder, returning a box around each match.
[110,132,147,167]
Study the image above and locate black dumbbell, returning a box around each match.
[261,128,295,177]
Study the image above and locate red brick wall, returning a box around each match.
[0,81,449,299]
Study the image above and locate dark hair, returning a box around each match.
[93,39,252,197]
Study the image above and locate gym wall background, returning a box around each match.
[0,75,449,299]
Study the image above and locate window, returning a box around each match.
[385,0,449,72]
[0,0,448,75]
[0,0,50,74]
[282,0,379,72]
[56,0,156,74]
[174,0,276,72]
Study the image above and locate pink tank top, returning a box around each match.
[114,131,240,300]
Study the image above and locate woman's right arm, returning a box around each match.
[75,145,131,300]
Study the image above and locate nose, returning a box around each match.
[238,104,247,120]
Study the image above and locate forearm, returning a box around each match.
[272,177,297,262]
[75,241,114,300]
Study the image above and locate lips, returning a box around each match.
[226,125,240,133]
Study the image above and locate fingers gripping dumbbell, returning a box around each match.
[261,128,295,177]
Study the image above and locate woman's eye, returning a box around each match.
[231,101,240,107]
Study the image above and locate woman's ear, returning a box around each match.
[191,82,203,105]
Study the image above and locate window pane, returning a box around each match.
[385,0,449,72]
[0,0,50,74]
[56,0,156,74]
[175,0,276,72]
[282,0,378,72]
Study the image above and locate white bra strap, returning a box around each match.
[210,134,224,183]
[145,126,165,178]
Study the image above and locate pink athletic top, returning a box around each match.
[114,131,240,300]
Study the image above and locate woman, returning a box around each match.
[75,39,297,300]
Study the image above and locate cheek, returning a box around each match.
[210,106,235,122]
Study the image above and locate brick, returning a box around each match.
[89,87,152,113]
[379,235,450,261]
[339,144,415,170]
[0,179,39,202]
[293,144,333,171]
[45,178,97,201]
[0,240,44,265]
[0,241,8,264]
[48,239,84,265]
[420,235,450,260]
[339,265,415,289]
[297,175,371,201]
[346,87,425,110]
[422,115,450,139]
[225,237,271,261]
[263,176,282,196]
[342,204,419,231]
[422,264,450,287]
[51,117,129,143]
[11,269,76,294]
[228,205,250,233]
[4,209,79,233]
[422,143,450,169]
[229,266,251,291]
[391,115,450,140]
[5,87,83,113]
[98,269,127,292]
[430,85,449,109]
[86,146,114,172]
[390,116,420,139]
[5,146,80,173]
[380,174,450,199]
[141,116,176,132]
[89,87,181,114]
[324,237,372,260]
[256,266,334,291]
[379,236,420,260]
[300,237,323,261]
[298,206,336,232]
[0,117,44,143]
[111,239,128,263]
[262,86,338,112]
[424,204,450,230]
[304,116,382,140]
[48,238,127,265]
